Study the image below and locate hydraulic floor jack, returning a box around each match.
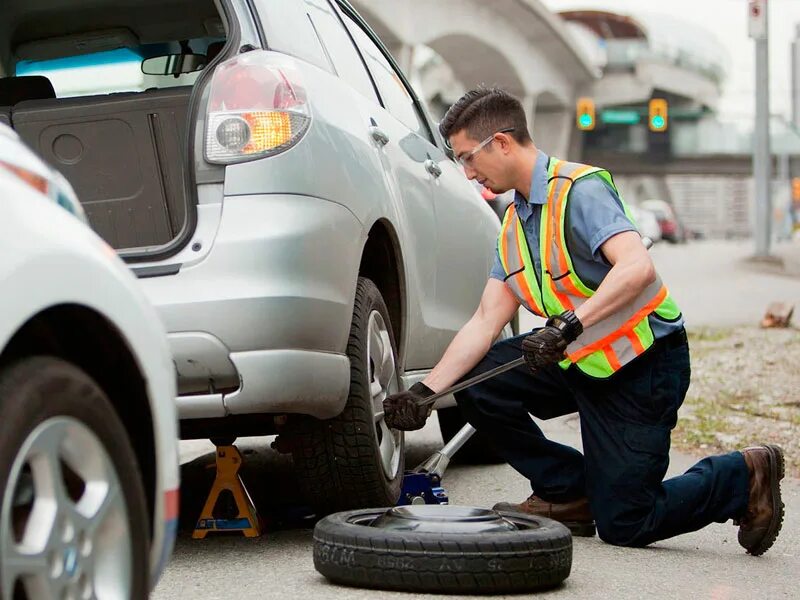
[398,356,526,506]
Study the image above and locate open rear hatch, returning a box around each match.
[0,0,228,257]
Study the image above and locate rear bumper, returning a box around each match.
[139,193,364,421]
[175,346,351,419]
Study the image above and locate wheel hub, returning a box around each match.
[366,310,402,479]
[366,505,528,534]
[1,417,132,599]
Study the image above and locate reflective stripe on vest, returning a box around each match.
[498,157,681,378]
[498,204,546,317]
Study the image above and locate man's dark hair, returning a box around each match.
[439,88,532,145]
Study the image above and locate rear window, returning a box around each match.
[16,48,145,97]
[15,41,222,98]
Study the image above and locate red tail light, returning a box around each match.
[205,52,311,164]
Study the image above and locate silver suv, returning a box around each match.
[0,0,499,511]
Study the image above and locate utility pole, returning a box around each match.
[793,24,800,128]
[750,0,771,257]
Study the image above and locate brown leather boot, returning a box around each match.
[493,494,596,536]
[736,444,785,556]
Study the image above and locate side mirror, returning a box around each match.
[142,53,206,76]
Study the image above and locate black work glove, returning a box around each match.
[522,310,583,373]
[383,382,435,431]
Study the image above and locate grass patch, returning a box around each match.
[686,327,733,342]
[675,397,734,448]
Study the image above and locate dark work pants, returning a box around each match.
[454,329,750,547]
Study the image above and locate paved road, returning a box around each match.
[519,239,800,331]
[154,241,800,600]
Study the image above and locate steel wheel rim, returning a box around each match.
[366,310,402,479]
[1,416,133,600]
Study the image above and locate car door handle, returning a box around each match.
[369,126,390,147]
[424,159,442,178]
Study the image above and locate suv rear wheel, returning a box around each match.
[292,278,404,513]
[0,357,149,600]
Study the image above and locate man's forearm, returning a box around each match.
[574,257,655,328]
[422,316,498,393]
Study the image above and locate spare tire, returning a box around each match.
[313,505,572,594]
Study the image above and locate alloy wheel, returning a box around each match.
[366,310,402,480]
[1,417,132,600]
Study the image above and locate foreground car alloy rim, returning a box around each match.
[1,417,132,600]
[366,310,402,479]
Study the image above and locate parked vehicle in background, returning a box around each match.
[0,0,501,513]
[641,199,686,243]
[0,123,179,598]
[481,185,516,222]
[629,204,662,244]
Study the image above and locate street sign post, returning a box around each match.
[749,0,767,40]
[751,0,772,257]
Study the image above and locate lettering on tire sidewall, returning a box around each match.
[314,543,355,567]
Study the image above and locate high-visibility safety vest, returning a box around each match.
[498,158,681,378]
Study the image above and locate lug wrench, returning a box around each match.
[409,236,653,481]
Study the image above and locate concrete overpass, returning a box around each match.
[352,0,598,157]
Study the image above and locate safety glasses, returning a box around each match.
[456,127,515,168]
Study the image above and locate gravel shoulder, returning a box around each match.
[675,326,800,476]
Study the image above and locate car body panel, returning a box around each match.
[119,1,500,424]
[0,166,179,586]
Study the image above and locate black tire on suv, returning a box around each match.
[0,357,149,599]
[291,278,404,513]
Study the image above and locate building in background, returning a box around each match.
[351,0,598,158]
[561,8,800,240]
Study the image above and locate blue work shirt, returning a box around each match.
[490,150,683,339]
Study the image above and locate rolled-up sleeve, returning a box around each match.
[568,175,636,259]
[489,249,506,281]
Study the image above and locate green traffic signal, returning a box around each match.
[579,114,593,128]
[651,115,665,129]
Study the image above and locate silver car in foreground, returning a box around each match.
[0,124,180,597]
[0,0,499,512]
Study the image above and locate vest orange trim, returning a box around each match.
[567,285,668,362]
[551,165,597,302]
[626,330,646,356]
[501,206,544,316]
[513,220,545,316]
[603,347,622,371]
[544,162,576,310]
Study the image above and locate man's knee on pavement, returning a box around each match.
[594,506,655,548]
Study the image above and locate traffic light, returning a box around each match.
[648,98,668,132]
[576,97,596,131]
[792,177,800,203]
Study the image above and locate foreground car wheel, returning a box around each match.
[313,505,572,593]
[0,357,149,600]
[293,277,404,513]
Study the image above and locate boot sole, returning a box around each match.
[748,444,785,556]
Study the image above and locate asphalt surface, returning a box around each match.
[154,240,800,600]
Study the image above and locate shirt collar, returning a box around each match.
[513,149,550,221]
